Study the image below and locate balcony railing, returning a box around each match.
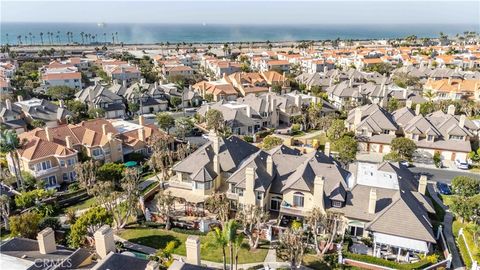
[31,166,60,177]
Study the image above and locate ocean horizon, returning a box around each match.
[1,22,478,45]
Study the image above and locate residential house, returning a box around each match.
[40,60,82,90]
[192,80,239,102]
[423,78,480,101]
[260,59,290,73]
[102,60,141,84]
[0,99,27,133]
[15,97,73,127]
[123,80,169,114]
[75,83,126,119]
[197,102,256,135]
[326,80,364,110]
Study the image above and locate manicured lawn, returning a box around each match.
[452,220,480,268]
[65,197,97,212]
[118,227,269,264]
[302,254,334,270]
[439,194,456,207]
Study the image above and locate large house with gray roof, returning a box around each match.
[168,132,438,260]
[347,102,479,162]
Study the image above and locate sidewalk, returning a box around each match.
[427,184,464,270]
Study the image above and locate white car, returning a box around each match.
[455,159,469,170]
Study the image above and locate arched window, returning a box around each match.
[293,192,304,207]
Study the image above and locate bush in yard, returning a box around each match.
[15,189,55,209]
[68,207,113,248]
[390,137,417,161]
[39,217,61,231]
[10,211,42,239]
[451,176,480,197]
[261,136,283,150]
[433,152,442,168]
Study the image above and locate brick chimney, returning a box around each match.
[139,115,145,126]
[266,155,273,176]
[186,235,201,266]
[5,99,12,110]
[313,176,325,213]
[354,107,362,127]
[65,136,73,149]
[415,104,421,116]
[245,105,251,118]
[245,167,256,206]
[324,142,331,156]
[37,227,56,254]
[406,100,412,109]
[102,124,108,135]
[45,127,53,142]
[447,104,455,115]
[418,175,427,195]
[459,115,466,129]
[94,225,116,259]
[138,128,145,141]
[368,188,377,214]
[17,95,23,102]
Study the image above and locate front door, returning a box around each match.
[451,152,456,161]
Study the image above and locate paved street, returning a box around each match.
[409,167,479,184]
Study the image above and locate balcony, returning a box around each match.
[31,166,60,177]
[280,203,307,217]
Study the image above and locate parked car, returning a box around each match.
[455,159,469,170]
[436,182,452,195]
[400,160,412,167]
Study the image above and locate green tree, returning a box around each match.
[0,130,25,188]
[387,97,400,112]
[175,117,194,139]
[363,62,394,75]
[451,176,480,197]
[261,135,283,150]
[68,207,113,248]
[87,108,105,119]
[390,137,417,161]
[155,190,175,230]
[276,225,306,270]
[170,96,182,109]
[0,195,11,231]
[156,112,175,134]
[204,93,214,102]
[66,100,88,122]
[128,102,140,114]
[326,119,346,141]
[46,86,75,101]
[96,162,125,185]
[450,195,480,222]
[205,109,224,132]
[14,188,55,209]
[31,119,46,128]
[271,84,282,94]
[333,135,358,166]
[10,211,42,239]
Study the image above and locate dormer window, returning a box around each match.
[383,130,390,134]
[293,192,305,207]
[450,135,464,141]
[412,134,419,141]
[427,135,435,142]
[332,200,343,208]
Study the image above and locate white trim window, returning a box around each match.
[293,192,305,207]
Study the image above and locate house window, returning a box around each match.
[427,135,434,141]
[236,188,244,196]
[67,158,75,166]
[256,191,263,200]
[270,196,282,211]
[60,160,65,167]
[412,134,419,140]
[36,160,52,171]
[332,200,342,208]
[450,135,464,140]
[92,148,102,156]
[44,175,57,187]
[63,173,69,181]
[293,192,304,207]
[383,130,389,134]
[70,171,76,181]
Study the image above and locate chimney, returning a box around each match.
[349,78,353,87]
[354,107,362,126]
[65,136,73,149]
[270,97,277,112]
[145,261,160,270]
[406,100,412,109]
[139,115,145,126]
[140,78,145,85]
[5,99,12,110]
[245,167,256,205]
[245,105,251,118]
[418,175,427,195]
[94,225,116,259]
[17,95,23,102]
[294,95,301,107]
[447,104,455,115]
[268,86,272,93]
[323,66,328,73]
[459,115,466,128]
[415,104,421,116]
[138,128,145,141]
[45,127,53,142]
[368,188,377,214]
[266,155,273,176]
[37,227,56,254]
[59,99,65,108]
[122,80,127,88]
[403,89,408,99]
[186,235,201,266]
[211,131,220,154]
[448,77,452,85]
[324,142,331,156]
[154,81,158,89]
[102,124,108,135]
[313,176,325,212]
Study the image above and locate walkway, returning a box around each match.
[114,235,158,255]
[427,184,464,270]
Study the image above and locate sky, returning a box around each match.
[1,0,479,25]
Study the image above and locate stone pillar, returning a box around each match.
[186,235,201,265]
[94,225,116,259]
[37,227,56,254]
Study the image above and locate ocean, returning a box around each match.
[1,22,478,45]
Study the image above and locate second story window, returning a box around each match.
[92,148,102,157]
[256,191,263,200]
[293,192,304,207]
[36,160,52,171]
[427,135,435,141]
[450,135,464,141]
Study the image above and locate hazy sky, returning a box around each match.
[1,0,479,25]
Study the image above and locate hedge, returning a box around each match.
[344,252,432,270]
[171,227,207,236]
[456,234,472,269]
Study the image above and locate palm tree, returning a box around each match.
[28,32,32,45]
[0,195,10,231]
[5,33,8,44]
[115,32,119,44]
[103,32,107,44]
[80,32,85,45]
[111,33,115,44]
[0,129,24,188]
[134,85,147,115]
[423,90,435,101]
[39,32,44,45]
[17,35,22,45]
[224,220,240,270]
[211,225,228,270]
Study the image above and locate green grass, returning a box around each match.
[302,254,335,270]
[118,227,269,264]
[453,220,480,267]
[65,197,97,212]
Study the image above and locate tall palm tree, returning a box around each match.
[103,32,107,44]
[115,32,119,44]
[423,90,435,101]
[28,32,33,45]
[39,32,44,45]
[80,32,85,45]
[224,220,240,270]
[211,226,228,270]
[5,33,8,44]
[0,130,25,188]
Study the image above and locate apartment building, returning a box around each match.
[41,60,82,90]
[423,78,480,101]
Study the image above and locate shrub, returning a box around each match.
[10,212,42,239]
[171,227,207,236]
[39,217,61,231]
[243,135,254,143]
[68,182,80,192]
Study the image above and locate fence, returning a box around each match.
[459,228,480,270]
